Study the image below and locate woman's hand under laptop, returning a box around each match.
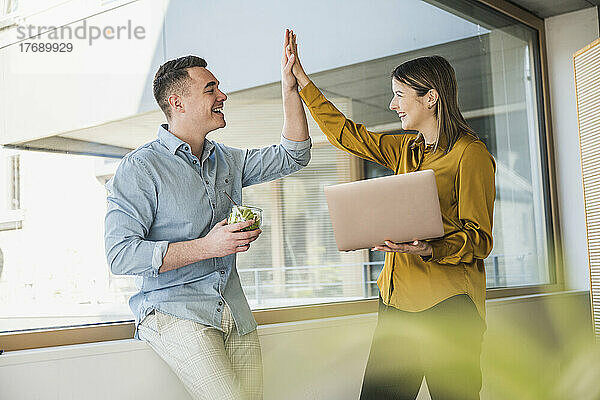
[371,240,432,257]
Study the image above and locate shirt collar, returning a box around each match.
[201,139,215,163]
[158,124,186,155]
[157,124,216,161]
[409,131,448,154]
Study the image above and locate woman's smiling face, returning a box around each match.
[389,78,430,132]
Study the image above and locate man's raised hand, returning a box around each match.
[281,28,297,92]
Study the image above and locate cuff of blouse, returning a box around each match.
[420,239,446,263]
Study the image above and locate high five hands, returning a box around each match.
[282,29,311,89]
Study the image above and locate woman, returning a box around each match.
[284,30,495,399]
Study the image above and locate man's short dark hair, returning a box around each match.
[153,55,207,119]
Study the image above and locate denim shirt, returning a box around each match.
[104,124,311,337]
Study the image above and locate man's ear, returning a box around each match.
[168,94,184,115]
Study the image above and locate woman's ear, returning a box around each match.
[427,89,439,109]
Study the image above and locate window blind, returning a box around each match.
[208,95,368,307]
[574,37,600,340]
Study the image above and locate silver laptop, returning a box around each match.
[324,170,445,252]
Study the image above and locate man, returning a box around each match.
[104,30,309,399]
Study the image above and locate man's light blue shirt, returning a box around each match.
[104,124,311,337]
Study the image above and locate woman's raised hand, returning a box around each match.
[286,29,311,89]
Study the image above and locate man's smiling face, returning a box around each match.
[181,67,228,133]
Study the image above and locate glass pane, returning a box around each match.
[237,145,368,308]
[360,6,550,289]
[0,150,135,332]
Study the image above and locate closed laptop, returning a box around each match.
[324,170,445,252]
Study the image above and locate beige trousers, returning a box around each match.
[138,303,263,400]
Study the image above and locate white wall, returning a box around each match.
[0,314,378,400]
[545,7,600,291]
[0,292,592,400]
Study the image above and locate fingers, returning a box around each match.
[383,240,405,251]
[227,218,256,232]
[291,31,299,63]
[292,31,298,55]
[246,234,260,244]
[235,244,250,253]
[371,245,393,252]
[282,29,290,63]
[233,228,262,242]
[284,51,295,72]
[371,241,423,253]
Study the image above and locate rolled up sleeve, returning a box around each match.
[299,81,405,171]
[425,141,496,265]
[104,155,169,277]
[240,136,312,187]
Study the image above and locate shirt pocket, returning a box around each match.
[215,174,235,217]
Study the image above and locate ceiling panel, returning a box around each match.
[508,0,598,18]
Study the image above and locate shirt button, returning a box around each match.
[224,178,229,183]
[218,301,223,306]
[184,146,189,151]
[220,270,225,275]
[193,160,198,164]
[217,308,221,313]
[206,180,210,184]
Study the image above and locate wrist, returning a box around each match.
[282,84,299,95]
[424,244,433,256]
[194,237,212,259]
[297,74,311,90]
[419,243,433,259]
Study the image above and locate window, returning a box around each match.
[0,0,17,29]
[358,15,553,289]
[0,152,23,233]
[7,154,20,210]
[218,2,552,306]
[0,0,554,340]
[0,150,134,332]
[0,0,17,16]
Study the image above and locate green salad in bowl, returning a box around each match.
[227,205,262,232]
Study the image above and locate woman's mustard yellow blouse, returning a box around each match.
[299,82,496,320]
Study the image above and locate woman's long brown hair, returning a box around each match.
[391,56,477,153]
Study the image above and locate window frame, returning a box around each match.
[0,0,18,30]
[0,0,565,352]
[0,152,23,231]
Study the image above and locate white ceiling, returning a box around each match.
[508,0,599,18]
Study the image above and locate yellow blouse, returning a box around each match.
[299,82,496,320]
